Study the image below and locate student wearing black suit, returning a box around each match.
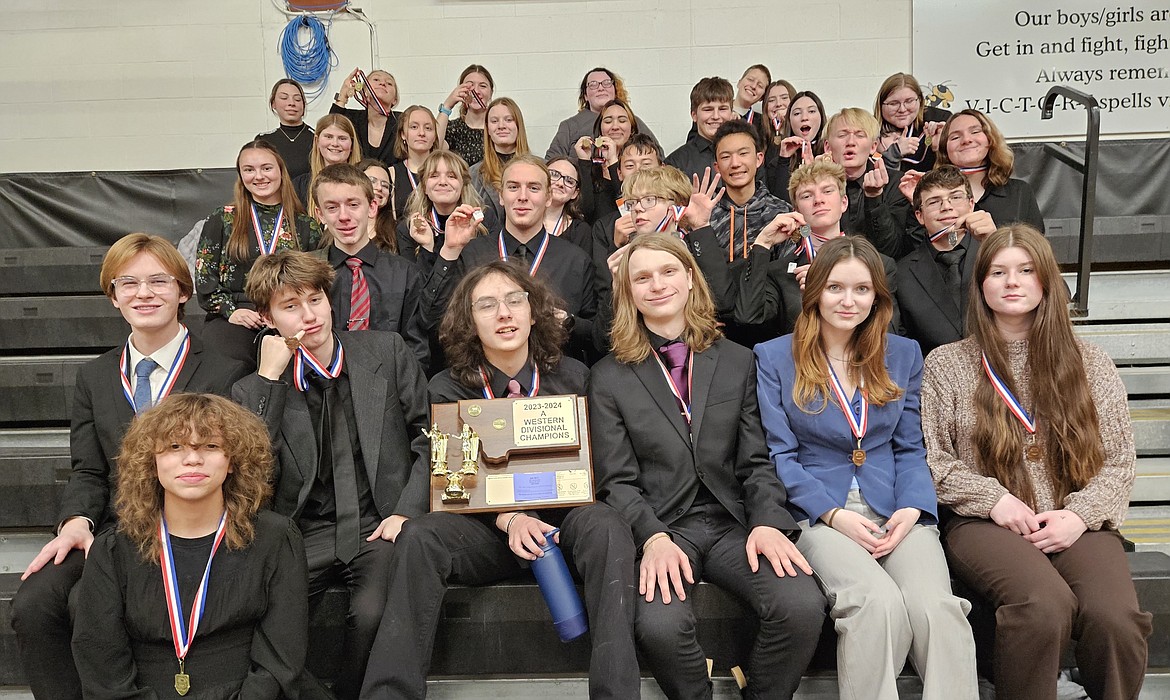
[13,234,246,700]
[362,262,640,699]
[232,250,430,699]
[311,163,430,371]
[588,233,826,700]
[896,167,998,357]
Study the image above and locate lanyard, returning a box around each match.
[728,207,749,261]
[479,364,541,398]
[498,231,550,275]
[159,511,227,667]
[826,360,868,447]
[655,205,687,234]
[250,204,285,256]
[292,338,345,392]
[651,347,693,425]
[120,330,191,412]
[981,352,1036,434]
[405,168,418,191]
[549,212,566,237]
[352,69,390,117]
[959,164,988,176]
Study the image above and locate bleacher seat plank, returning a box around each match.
[0,356,92,426]
[0,248,107,297]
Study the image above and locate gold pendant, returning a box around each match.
[851,449,866,467]
[175,672,190,696]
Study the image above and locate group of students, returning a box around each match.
[8,61,1152,700]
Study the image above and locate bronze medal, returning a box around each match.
[1026,444,1042,461]
[851,449,866,467]
[283,335,301,350]
[175,672,190,696]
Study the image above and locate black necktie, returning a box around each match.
[936,248,965,308]
[315,377,361,564]
[514,244,529,264]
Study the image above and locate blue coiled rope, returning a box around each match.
[279,14,337,102]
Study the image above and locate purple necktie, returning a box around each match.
[506,379,524,398]
[659,341,690,406]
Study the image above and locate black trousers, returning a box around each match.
[304,523,395,700]
[201,315,260,371]
[360,503,639,699]
[11,549,86,700]
[636,506,827,700]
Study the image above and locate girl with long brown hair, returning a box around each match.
[755,235,976,700]
[872,72,950,173]
[195,140,321,367]
[72,393,325,699]
[922,224,1151,700]
[291,113,363,215]
[469,97,531,225]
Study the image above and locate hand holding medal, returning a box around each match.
[258,330,304,381]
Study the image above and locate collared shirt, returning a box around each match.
[127,326,188,399]
[484,360,536,398]
[665,136,716,180]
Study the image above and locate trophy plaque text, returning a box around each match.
[428,395,595,513]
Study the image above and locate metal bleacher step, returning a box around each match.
[0,355,96,426]
[1073,323,1170,364]
[1119,366,1170,396]
[0,247,108,297]
[1124,505,1170,555]
[1064,270,1170,323]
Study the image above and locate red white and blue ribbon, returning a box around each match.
[120,330,191,412]
[293,338,345,392]
[498,231,550,275]
[479,364,541,399]
[772,117,783,133]
[428,208,444,235]
[159,511,227,668]
[654,205,688,234]
[929,222,959,244]
[405,168,418,192]
[549,212,566,237]
[651,348,693,425]
[745,110,756,124]
[250,204,285,257]
[800,234,816,262]
[981,352,1036,435]
[826,360,868,444]
[353,69,390,117]
[958,164,989,176]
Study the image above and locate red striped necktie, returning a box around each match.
[346,258,370,331]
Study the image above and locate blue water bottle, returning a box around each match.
[529,528,589,642]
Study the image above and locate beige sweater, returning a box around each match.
[922,337,1135,530]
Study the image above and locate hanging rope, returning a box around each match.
[279,14,337,102]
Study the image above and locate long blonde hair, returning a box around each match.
[967,224,1104,508]
[791,236,902,412]
[478,98,530,193]
[609,233,721,364]
[307,114,363,215]
[403,151,486,228]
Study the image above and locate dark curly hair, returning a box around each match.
[439,261,569,389]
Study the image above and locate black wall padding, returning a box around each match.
[0,168,237,248]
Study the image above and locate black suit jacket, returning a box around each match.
[232,330,431,521]
[588,337,799,546]
[896,237,980,357]
[60,334,246,531]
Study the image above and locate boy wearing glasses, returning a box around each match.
[896,165,996,355]
[312,163,429,371]
[362,263,640,699]
[233,250,430,699]
[12,233,246,700]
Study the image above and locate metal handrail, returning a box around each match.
[1040,86,1100,318]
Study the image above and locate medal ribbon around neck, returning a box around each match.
[428,208,444,236]
[498,231,550,275]
[728,207,750,262]
[745,110,755,124]
[550,212,566,237]
[293,339,345,392]
[479,364,541,399]
[958,164,989,176]
[352,69,390,117]
[249,204,285,257]
[655,205,688,234]
[826,359,868,446]
[900,125,925,166]
[159,511,228,671]
[405,168,418,191]
[772,117,783,133]
[929,222,960,245]
[651,347,694,426]
[981,352,1036,435]
[120,329,191,412]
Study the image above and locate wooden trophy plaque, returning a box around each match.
[427,395,595,514]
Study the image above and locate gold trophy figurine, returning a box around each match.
[458,423,481,474]
[424,423,449,476]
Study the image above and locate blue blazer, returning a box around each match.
[754,333,938,525]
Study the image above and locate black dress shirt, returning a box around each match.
[664,136,716,180]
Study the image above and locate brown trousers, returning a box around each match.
[944,518,1152,700]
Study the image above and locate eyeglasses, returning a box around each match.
[920,192,972,212]
[111,274,177,295]
[367,175,390,191]
[629,195,662,211]
[471,290,529,315]
[585,79,615,91]
[548,169,579,189]
[882,97,921,111]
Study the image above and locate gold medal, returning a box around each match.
[852,449,866,467]
[175,660,190,696]
[1026,444,1042,461]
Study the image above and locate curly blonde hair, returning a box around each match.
[115,393,274,562]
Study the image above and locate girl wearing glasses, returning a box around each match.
[543,157,591,254]
[196,140,322,367]
[874,73,951,173]
[544,67,658,161]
